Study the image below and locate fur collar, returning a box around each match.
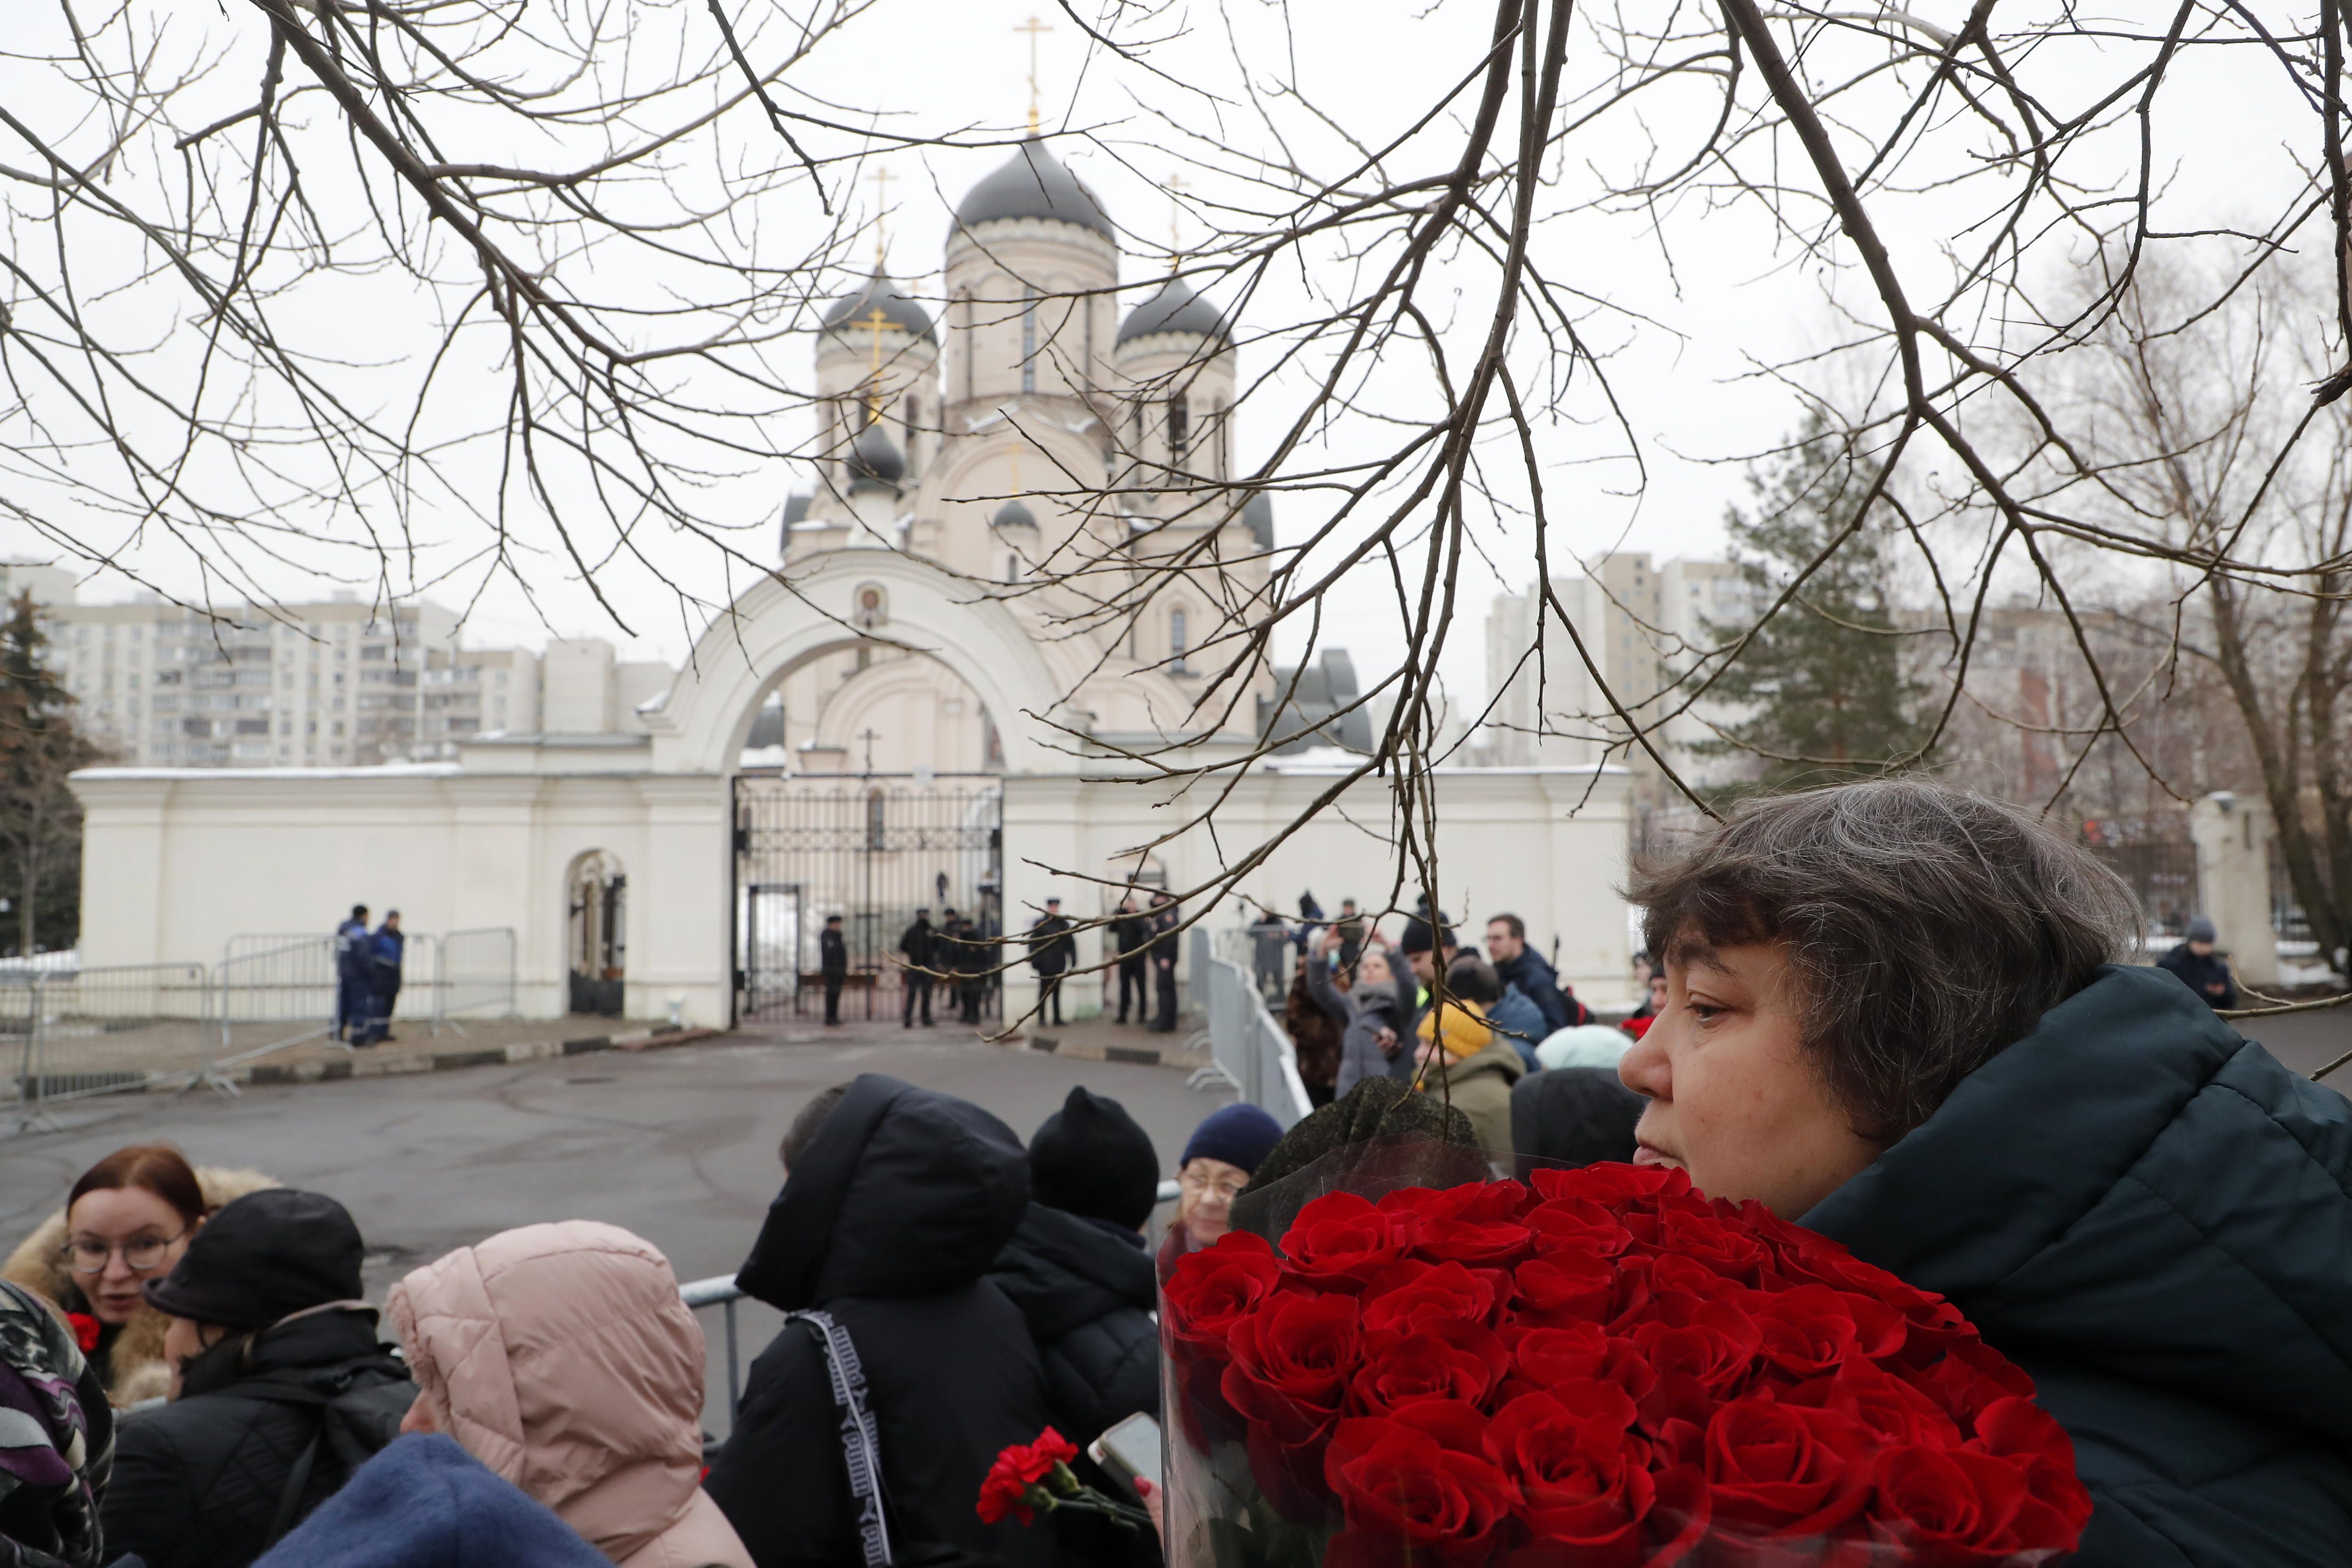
[0,1165,278,1406]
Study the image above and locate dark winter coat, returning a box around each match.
[1309,960,1411,1098]
[1491,947,1571,1034]
[1487,984,1547,1068]
[705,1075,1054,1568]
[985,1205,1162,1568]
[1802,963,2352,1568]
[896,918,934,972]
[1112,913,1148,962]
[333,921,372,985]
[1509,1067,1643,1169]
[103,1308,413,1568]
[1026,916,1075,976]
[369,930,404,998]
[818,927,847,979]
[2154,942,2239,1011]
[1280,968,1344,1095]
[985,1203,1158,1448]
[250,1435,611,1568]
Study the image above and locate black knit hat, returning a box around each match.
[1028,1087,1161,1232]
[144,1189,366,1331]
[1398,914,1455,955]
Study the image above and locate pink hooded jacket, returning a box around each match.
[387,1221,754,1568]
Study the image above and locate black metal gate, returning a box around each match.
[731,772,1003,1024]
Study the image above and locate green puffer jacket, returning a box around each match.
[1415,1034,1524,1166]
[1803,964,2352,1568]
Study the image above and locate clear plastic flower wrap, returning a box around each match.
[1158,1138,2090,1568]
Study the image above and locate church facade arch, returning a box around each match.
[647,549,1075,778]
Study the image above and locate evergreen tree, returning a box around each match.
[0,592,101,956]
[1699,423,1926,789]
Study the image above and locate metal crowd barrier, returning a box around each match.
[677,1178,1185,1428]
[0,963,213,1129]
[1188,929,1314,1130]
[0,928,520,1127]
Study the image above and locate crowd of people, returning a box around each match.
[3,780,2334,1568]
[329,907,404,1047]
[0,1082,1293,1568]
[1269,899,1646,1170]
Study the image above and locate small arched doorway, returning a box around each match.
[567,850,628,1016]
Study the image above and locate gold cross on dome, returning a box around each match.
[1168,172,1190,260]
[867,166,896,268]
[1013,15,1053,134]
[860,304,893,418]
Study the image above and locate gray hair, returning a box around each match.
[1628,780,2140,1139]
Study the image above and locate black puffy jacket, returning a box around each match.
[1803,964,2352,1567]
[985,1202,1158,1450]
[101,1308,412,1568]
[987,1204,1162,1568]
[705,1075,1055,1568]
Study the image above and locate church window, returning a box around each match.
[1005,553,1019,584]
[1021,285,1037,394]
[1214,399,1228,478]
[865,788,887,850]
[1168,397,1189,464]
[957,289,975,402]
[1170,608,1189,673]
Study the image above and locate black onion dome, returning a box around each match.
[1242,493,1273,550]
[991,498,1039,530]
[821,271,937,344]
[846,422,906,489]
[953,139,1113,239]
[1117,276,1225,346]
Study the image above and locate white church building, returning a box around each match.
[70,140,1634,1026]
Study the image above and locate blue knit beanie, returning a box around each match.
[1181,1104,1285,1174]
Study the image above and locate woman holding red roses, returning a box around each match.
[1620,779,2352,1568]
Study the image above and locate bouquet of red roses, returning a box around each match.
[1160,1153,2091,1568]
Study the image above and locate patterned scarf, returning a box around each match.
[0,1284,107,1568]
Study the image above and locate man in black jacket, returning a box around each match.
[1111,899,1148,1025]
[897,909,935,1027]
[987,1087,1161,1568]
[818,914,848,1026]
[1026,901,1076,1027]
[1145,892,1179,1034]
[103,1190,413,1568]
[706,1076,1054,1568]
[1484,913,1573,1035]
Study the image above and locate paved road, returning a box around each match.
[0,1028,1231,1434]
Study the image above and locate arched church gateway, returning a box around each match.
[68,142,1637,1025]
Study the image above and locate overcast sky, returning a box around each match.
[0,4,2313,708]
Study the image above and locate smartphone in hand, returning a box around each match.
[1086,1412,1163,1501]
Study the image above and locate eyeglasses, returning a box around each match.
[63,1232,185,1276]
[1178,1170,1248,1202]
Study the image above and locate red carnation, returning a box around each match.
[64,1313,101,1354]
[973,1428,1080,1526]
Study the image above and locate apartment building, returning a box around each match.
[8,570,654,767]
[1481,553,1756,794]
